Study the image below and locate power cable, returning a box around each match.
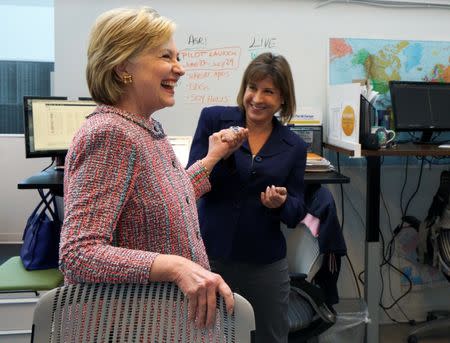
[377,158,426,322]
[42,157,55,172]
[381,188,412,322]
[400,156,409,215]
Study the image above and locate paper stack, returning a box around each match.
[306,153,334,172]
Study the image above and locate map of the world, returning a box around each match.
[329,37,450,108]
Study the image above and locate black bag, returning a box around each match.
[20,189,61,270]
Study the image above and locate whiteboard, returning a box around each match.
[54,0,450,137]
[54,0,321,136]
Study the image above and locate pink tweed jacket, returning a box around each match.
[59,105,211,284]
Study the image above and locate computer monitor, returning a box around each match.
[288,125,323,155]
[23,96,97,164]
[389,81,450,144]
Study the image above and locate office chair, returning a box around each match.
[31,282,255,343]
[407,227,450,343]
[282,223,336,342]
[407,171,450,343]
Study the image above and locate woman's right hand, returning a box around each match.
[261,185,288,208]
[151,254,234,329]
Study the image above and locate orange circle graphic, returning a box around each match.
[341,105,355,136]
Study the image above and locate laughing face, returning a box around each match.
[122,36,185,115]
[243,77,283,127]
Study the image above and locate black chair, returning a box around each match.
[407,228,450,343]
[282,224,336,342]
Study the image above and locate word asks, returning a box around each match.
[187,34,207,47]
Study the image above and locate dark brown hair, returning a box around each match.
[236,52,296,124]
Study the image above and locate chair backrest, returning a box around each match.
[31,282,255,343]
[281,223,323,282]
[437,229,450,278]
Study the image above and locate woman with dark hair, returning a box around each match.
[188,52,308,342]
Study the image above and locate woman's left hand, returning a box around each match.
[201,127,248,172]
[261,185,287,208]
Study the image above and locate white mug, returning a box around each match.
[370,126,395,148]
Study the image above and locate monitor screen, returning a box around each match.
[288,125,323,155]
[389,81,450,143]
[23,97,97,159]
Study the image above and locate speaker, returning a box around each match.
[288,125,323,155]
[362,133,379,150]
[360,95,380,150]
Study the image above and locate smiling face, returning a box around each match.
[119,37,185,115]
[243,77,283,127]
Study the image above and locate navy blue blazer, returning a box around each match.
[187,106,308,264]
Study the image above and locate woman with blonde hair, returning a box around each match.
[60,7,247,330]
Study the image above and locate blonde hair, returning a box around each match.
[236,52,296,124]
[86,7,175,105]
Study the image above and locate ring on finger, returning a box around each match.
[230,126,240,133]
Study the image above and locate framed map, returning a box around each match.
[329,37,450,108]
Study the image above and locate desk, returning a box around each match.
[17,168,349,194]
[324,142,450,343]
[17,169,64,197]
[305,170,349,184]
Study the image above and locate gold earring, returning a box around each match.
[122,73,133,84]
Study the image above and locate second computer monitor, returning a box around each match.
[23,96,97,160]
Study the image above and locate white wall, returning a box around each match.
[0,2,54,243]
[53,0,450,135]
[0,4,53,61]
[1,0,450,324]
[0,136,52,242]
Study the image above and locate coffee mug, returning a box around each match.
[370,126,395,148]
